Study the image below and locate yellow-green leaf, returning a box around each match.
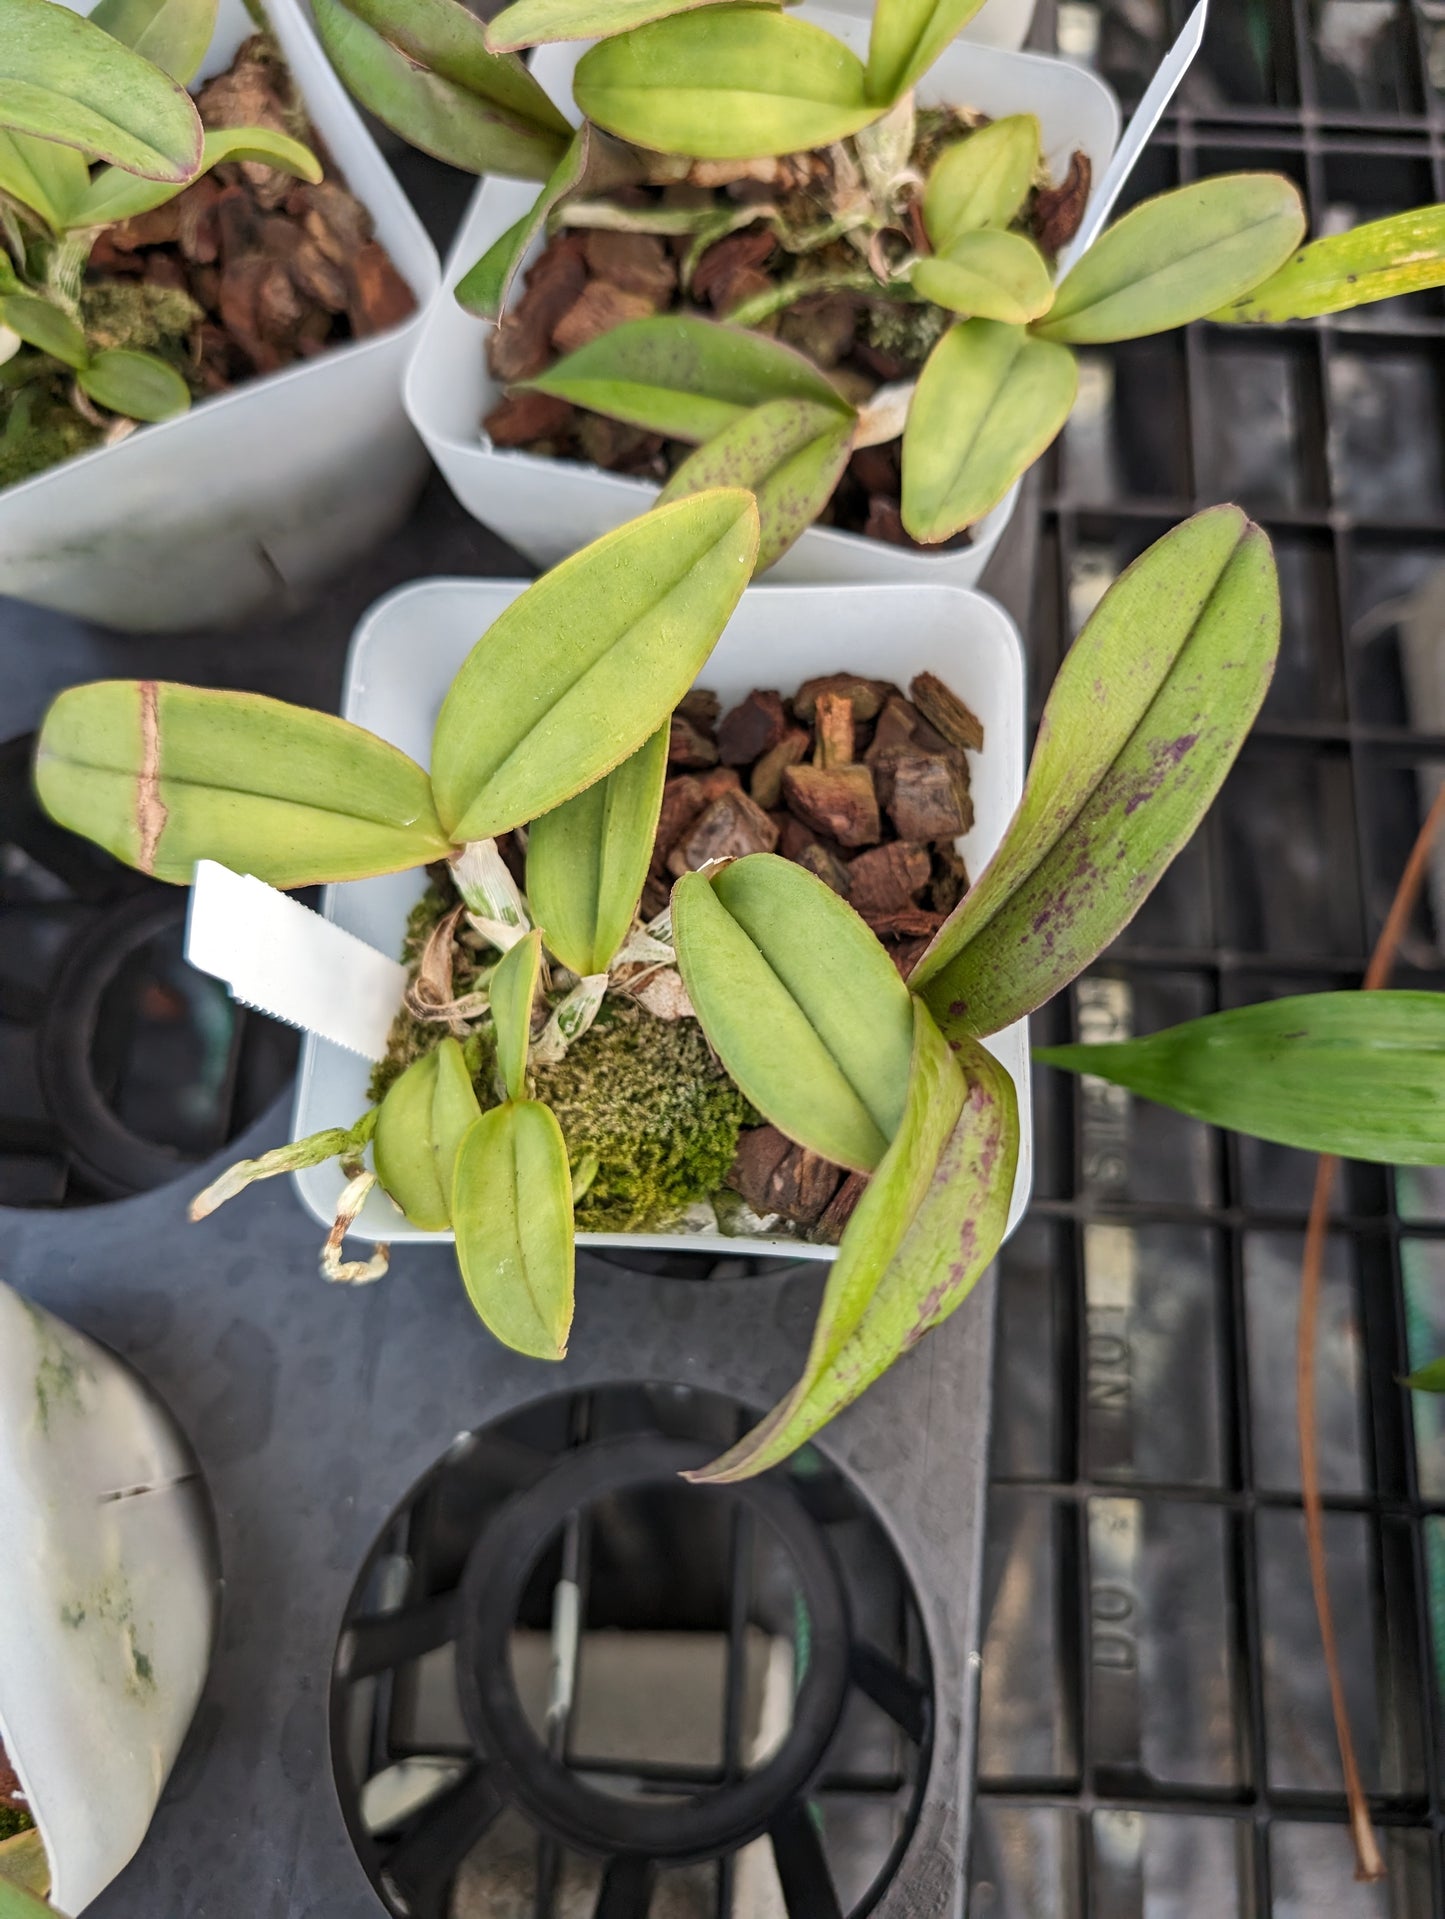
[0,1828,49,1901]
[901,319,1077,541]
[1406,1358,1445,1394]
[913,507,1280,1037]
[486,0,752,52]
[374,1038,482,1229]
[1212,204,1445,323]
[911,227,1054,324]
[490,927,544,1101]
[865,0,988,103]
[76,346,190,420]
[527,313,851,443]
[89,0,216,84]
[0,0,203,180]
[35,681,452,886]
[0,291,87,368]
[74,124,322,226]
[922,114,1040,249]
[526,725,667,976]
[452,1101,574,1359]
[574,8,877,160]
[0,128,89,229]
[310,0,570,181]
[671,853,915,1173]
[689,1014,1018,1482]
[1034,173,1306,345]
[430,491,759,844]
[656,397,856,572]
[1038,990,1445,1165]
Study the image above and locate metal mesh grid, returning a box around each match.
[972,2,1445,1911]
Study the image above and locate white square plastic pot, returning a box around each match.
[0,0,440,631]
[291,577,1034,1257]
[403,2,1118,585]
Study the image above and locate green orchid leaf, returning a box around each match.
[912,507,1280,1037]
[0,129,89,230]
[911,227,1054,324]
[490,927,544,1101]
[0,291,87,368]
[922,113,1040,249]
[1034,173,1306,345]
[1038,990,1445,1166]
[452,1100,574,1359]
[1405,1358,1445,1394]
[690,1012,1018,1482]
[0,0,203,180]
[526,724,668,977]
[309,0,570,181]
[75,124,322,226]
[487,0,753,53]
[456,124,641,320]
[190,1110,377,1219]
[574,8,877,160]
[671,853,915,1173]
[373,1037,482,1228]
[657,397,856,572]
[90,0,216,84]
[76,346,190,420]
[528,313,851,443]
[901,319,1076,541]
[0,1828,49,1901]
[35,680,452,886]
[865,0,988,103]
[1212,204,1445,324]
[431,490,759,843]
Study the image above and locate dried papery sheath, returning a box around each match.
[533,970,611,1064]
[189,1112,376,1220]
[450,840,531,949]
[610,926,676,971]
[321,1166,390,1284]
[854,379,914,448]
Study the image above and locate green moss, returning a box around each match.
[534,1001,751,1232]
[0,1805,33,1840]
[81,281,201,364]
[861,297,949,370]
[0,374,102,488]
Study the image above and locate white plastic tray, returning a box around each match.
[404,1,1119,586]
[292,576,1035,1256]
[0,0,440,630]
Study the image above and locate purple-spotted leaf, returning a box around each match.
[1212,205,1445,323]
[900,319,1077,541]
[452,1100,574,1359]
[1038,990,1445,1165]
[489,927,544,1101]
[656,398,856,572]
[910,227,1054,324]
[486,0,758,53]
[1034,174,1307,345]
[865,0,989,103]
[688,1008,1017,1483]
[527,314,851,444]
[574,8,877,160]
[309,0,570,180]
[911,506,1280,1037]
[35,681,451,886]
[456,124,641,321]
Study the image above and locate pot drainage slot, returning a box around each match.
[332,1386,932,1918]
[2,734,298,1204]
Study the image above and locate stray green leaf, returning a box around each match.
[490,927,544,1100]
[452,1101,574,1358]
[74,124,322,227]
[865,0,989,104]
[922,114,1040,249]
[89,0,217,85]
[0,291,87,368]
[373,1038,481,1228]
[1038,991,1445,1165]
[1404,1357,1445,1395]
[486,0,750,53]
[77,346,190,421]
[1212,204,1445,324]
[910,227,1055,325]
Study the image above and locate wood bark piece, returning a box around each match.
[859,905,944,940]
[845,841,930,916]
[793,672,896,722]
[1032,150,1092,256]
[489,244,586,381]
[796,842,851,895]
[928,841,971,913]
[718,688,787,766]
[886,754,971,841]
[910,670,985,753]
[553,280,657,353]
[692,226,774,308]
[782,763,881,847]
[485,389,576,447]
[816,1168,868,1242]
[728,1124,843,1225]
[749,726,809,808]
[677,687,720,735]
[649,774,707,889]
[813,690,855,769]
[668,713,720,767]
[667,788,779,874]
[694,766,742,802]
[581,229,677,304]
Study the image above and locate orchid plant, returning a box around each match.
[307,0,1445,562]
[0,0,319,435]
